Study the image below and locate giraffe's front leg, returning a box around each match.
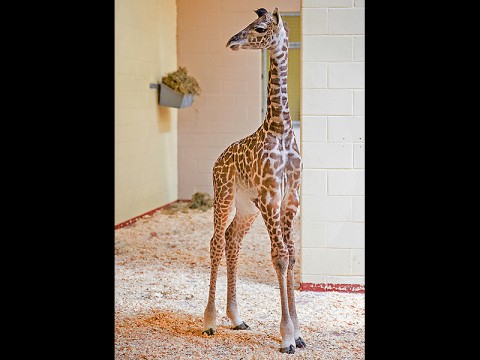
[282,191,306,348]
[287,259,306,348]
[273,251,296,354]
[259,193,296,354]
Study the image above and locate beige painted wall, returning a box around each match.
[176,0,300,199]
[300,0,365,285]
[115,0,178,225]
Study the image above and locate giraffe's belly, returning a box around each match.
[234,177,259,215]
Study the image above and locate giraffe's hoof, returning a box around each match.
[295,337,307,348]
[279,345,295,354]
[233,321,250,330]
[202,328,215,336]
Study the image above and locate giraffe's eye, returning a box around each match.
[255,27,266,33]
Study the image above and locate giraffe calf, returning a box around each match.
[202,7,305,354]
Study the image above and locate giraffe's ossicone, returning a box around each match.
[202,7,305,354]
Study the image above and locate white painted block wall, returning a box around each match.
[300,0,365,285]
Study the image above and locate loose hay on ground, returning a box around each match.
[115,202,365,359]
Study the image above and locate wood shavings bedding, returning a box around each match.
[115,203,365,359]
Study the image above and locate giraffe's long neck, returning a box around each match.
[264,33,290,136]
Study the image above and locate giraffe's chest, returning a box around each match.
[259,133,301,171]
[235,131,301,189]
[259,146,300,178]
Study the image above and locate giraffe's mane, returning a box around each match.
[283,21,289,37]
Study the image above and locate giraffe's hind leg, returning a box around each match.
[225,189,259,330]
[203,165,235,336]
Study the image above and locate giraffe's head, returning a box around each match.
[226,7,288,51]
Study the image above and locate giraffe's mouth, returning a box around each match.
[226,37,242,51]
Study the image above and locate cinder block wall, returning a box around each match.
[176,0,300,200]
[300,0,365,286]
[115,0,178,225]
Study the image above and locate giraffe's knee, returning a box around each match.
[273,254,289,273]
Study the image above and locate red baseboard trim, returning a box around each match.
[300,282,365,293]
[114,199,190,230]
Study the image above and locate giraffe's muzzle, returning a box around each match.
[226,36,242,51]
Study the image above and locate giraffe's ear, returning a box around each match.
[272,7,282,27]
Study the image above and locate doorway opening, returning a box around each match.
[262,12,301,144]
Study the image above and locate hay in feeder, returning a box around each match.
[161,67,201,96]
